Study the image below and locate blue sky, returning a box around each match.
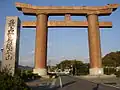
[0,0,120,67]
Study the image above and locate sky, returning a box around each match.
[0,0,120,67]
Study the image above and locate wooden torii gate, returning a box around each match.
[15,2,119,76]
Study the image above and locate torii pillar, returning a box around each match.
[33,14,48,76]
[87,13,103,75]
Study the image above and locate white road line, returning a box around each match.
[49,79,57,88]
[59,76,63,88]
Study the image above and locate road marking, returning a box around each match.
[49,79,57,88]
[59,76,63,88]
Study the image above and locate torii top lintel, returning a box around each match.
[15,2,119,16]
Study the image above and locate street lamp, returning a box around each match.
[0,48,3,61]
[0,48,3,69]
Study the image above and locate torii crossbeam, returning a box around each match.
[22,21,112,28]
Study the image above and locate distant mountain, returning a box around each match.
[0,61,33,71]
[18,65,33,70]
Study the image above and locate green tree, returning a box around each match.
[102,51,120,67]
[56,60,72,70]
[56,60,83,69]
[102,51,120,75]
[56,60,89,75]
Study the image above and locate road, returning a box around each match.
[28,75,120,90]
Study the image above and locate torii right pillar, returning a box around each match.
[87,13,103,75]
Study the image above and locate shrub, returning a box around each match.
[114,70,120,77]
[15,69,41,82]
[0,68,31,90]
[104,67,116,75]
[19,70,41,81]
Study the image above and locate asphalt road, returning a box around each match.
[28,75,120,90]
[51,75,120,90]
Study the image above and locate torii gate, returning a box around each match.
[15,2,119,76]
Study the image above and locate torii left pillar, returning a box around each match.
[33,14,48,76]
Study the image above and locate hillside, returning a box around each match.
[0,61,33,71]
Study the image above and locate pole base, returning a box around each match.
[89,68,103,76]
[33,68,47,76]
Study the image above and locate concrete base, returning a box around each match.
[33,68,47,76]
[89,68,104,76]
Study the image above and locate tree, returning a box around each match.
[102,51,120,67]
[56,59,89,75]
[56,60,83,69]
[102,51,120,75]
[56,60,72,70]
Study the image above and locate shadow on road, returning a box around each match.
[62,81,76,87]
[30,85,59,90]
[93,84,99,90]
[30,81,76,90]
[30,86,49,90]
